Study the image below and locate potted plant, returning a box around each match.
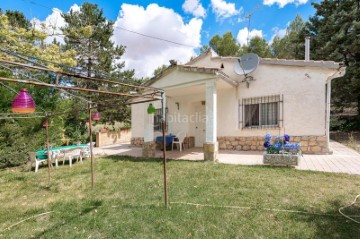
[263,134,301,166]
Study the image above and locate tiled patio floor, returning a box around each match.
[94,141,360,175]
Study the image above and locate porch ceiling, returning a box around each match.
[164,79,232,97]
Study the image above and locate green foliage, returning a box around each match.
[241,36,272,58]
[200,44,210,54]
[0,82,68,168]
[0,14,76,68]
[61,3,138,124]
[306,0,360,116]
[209,32,240,56]
[61,2,125,78]
[153,64,168,77]
[330,115,360,132]
[271,15,306,59]
[5,9,31,29]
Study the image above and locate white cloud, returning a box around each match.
[236,27,263,46]
[112,3,202,78]
[211,0,242,19]
[263,0,308,8]
[182,0,206,18]
[69,4,80,12]
[269,26,287,44]
[32,4,80,44]
[32,8,66,44]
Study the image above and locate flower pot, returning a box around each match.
[100,129,109,133]
[263,154,300,167]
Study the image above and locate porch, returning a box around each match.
[94,141,360,175]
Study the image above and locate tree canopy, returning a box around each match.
[209,32,240,56]
[306,0,360,128]
[61,2,138,124]
[271,15,306,59]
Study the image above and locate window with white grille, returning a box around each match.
[239,95,283,128]
[154,108,167,131]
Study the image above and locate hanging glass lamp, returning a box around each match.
[92,112,100,121]
[11,88,36,113]
[147,103,155,114]
[80,112,87,120]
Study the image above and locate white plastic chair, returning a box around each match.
[29,152,49,173]
[80,147,91,161]
[63,149,82,167]
[51,150,64,168]
[172,132,186,151]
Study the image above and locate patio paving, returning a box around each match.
[93,141,360,175]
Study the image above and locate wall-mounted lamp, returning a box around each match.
[175,102,180,110]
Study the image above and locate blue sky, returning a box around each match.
[1,0,320,77]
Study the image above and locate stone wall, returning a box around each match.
[218,135,329,154]
[132,135,329,154]
[131,137,144,146]
[143,142,156,158]
[96,129,131,147]
[131,136,195,148]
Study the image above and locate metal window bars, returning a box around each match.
[239,94,283,129]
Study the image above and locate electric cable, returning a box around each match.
[171,201,360,218]
[0,63,92,103]
[18,0,197,48]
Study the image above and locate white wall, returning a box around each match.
[216,64,335,136]
[132,53,338,140]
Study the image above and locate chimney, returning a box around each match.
[305,36,310,61]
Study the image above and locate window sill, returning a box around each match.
[242,126,281,130]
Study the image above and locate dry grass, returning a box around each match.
[331,131,360,152]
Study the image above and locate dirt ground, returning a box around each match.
[330,131,360,153]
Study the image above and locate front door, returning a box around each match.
[195,105,205,147]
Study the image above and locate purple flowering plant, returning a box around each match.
[264,133,301,155]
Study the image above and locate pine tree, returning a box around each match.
[209,32,240,56]
[241,36,272,58]
[307,0,360,126]
[62,3,125,79]
[271,15,306,59]
[61,3,138,124]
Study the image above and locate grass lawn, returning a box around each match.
[0,156,360,238]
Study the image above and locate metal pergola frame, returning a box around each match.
[0,55,169,207]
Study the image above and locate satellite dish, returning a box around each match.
[234,53,259,76]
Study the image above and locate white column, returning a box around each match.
[144,107,154,142]
[205,79,217,143]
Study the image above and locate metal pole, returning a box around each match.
[45,117,51,185]
[88,103,95,188]
[161,92,168,207]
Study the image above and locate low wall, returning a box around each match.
[131,137,144,146]
[132,135,329,154]
[218,135,329,154]
[96,129,131,147]
[131,136,195,148]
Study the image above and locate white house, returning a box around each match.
[131,49,345,160]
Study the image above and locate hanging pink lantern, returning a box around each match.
[11,88,36,113]
[92,112,100,121]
